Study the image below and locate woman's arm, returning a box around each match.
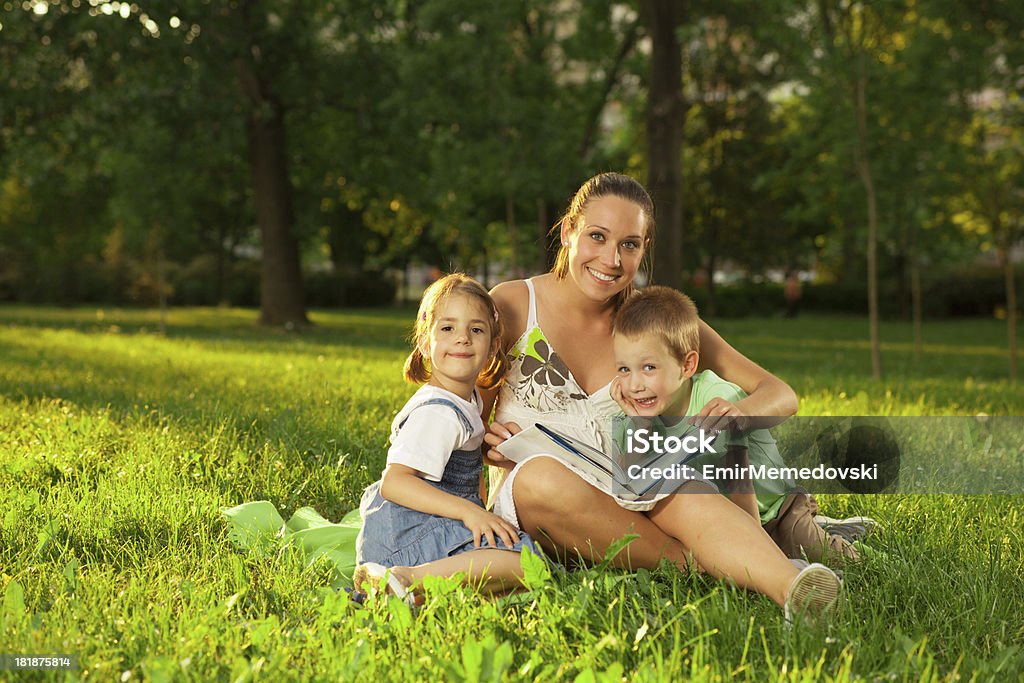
[380,463,519,549]
[479,280,529,469]
[695,320,798,428]
[723,445,759,521]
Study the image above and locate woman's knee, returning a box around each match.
[512,457,597,515]
[651,481,722,520]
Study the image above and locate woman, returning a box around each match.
[481,172,833,613]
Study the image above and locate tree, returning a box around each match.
[642,0,686,290]
[953,105,1024,382]
[675,6,811,312]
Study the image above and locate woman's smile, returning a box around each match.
[585,266,620,283]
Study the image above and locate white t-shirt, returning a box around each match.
[385,385,485,482]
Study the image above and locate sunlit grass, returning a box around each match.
[1,306,1022,681]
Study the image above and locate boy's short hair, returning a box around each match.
[613,286,700,361]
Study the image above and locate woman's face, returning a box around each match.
[561,195,647,301]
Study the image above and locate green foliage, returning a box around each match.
[304,269,398,308]
[3,1,1021,316]
[683,267,1024,319]
[1,306,1023,680]
[800,269,1024,319]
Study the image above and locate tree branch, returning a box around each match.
[578,15,640,160]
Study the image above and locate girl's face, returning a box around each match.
[561,195,647,301]
[423,293,495,397]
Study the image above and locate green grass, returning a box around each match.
[1,305,1022,681]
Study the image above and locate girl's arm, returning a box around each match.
[380,463,519,549]
[694,320,798,429]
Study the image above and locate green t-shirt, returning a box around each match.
[614,369,792,523]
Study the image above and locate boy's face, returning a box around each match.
[613,332,697,416]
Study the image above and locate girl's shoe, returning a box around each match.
[784,562,842,626]
[352,563,417,607]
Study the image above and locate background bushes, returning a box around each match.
[687,268,1022,319]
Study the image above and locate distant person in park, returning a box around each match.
[784,272,802,318]
[354,273,537,603]
[610,285,860,565]
[482,172,844,619]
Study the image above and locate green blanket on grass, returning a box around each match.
[221,501,361,589]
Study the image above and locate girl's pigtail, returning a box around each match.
[403,347,430,384]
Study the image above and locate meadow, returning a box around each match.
[1,305,1022,681]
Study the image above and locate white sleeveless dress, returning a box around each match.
[491,279,653,526]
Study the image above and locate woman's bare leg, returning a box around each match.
[393,549,523,595]
[647,482,799,607]
[512,457,696,570]
[512,459,800,606]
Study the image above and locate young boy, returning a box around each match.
[610,286,860,565]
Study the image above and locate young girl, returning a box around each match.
[354,273,537,603]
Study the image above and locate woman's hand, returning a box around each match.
[483,421,521,470]
[690,397,749,433]
[461,506,520,549]
[610,377,640,416]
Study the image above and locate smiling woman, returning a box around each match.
[480,172,839,619]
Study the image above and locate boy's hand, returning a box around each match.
[461,506,520,549]
[483,421,521,470]
[690,397,749,433]
[610,377,640,416]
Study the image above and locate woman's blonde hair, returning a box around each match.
[404,273,509,390]
[551,172,656,308]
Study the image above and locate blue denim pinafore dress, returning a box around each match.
[357,398,537,568]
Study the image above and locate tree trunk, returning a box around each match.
[538,198,555,273]
[157,243,167,334]
[236,56,308,328]
[854,54,882,379]
[644,0,685,290]
[1001,247,1018,382]
[215,220,226,305]
[579,18,639,161]
[705,255,717,319]
[481,246,490,290]
[911,259,922,360]
[506,196,518,279]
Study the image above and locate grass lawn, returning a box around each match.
[1,305,1022,681]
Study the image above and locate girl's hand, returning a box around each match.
[610,377,639,416]
[483,421,521,470]
[461,506,519,549]
[690,397,749,433]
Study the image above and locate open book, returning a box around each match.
[496,422,710,501]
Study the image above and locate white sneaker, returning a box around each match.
[352,562,416,606]
[784,562,842,626]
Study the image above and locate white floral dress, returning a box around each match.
[491,279,650,525]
